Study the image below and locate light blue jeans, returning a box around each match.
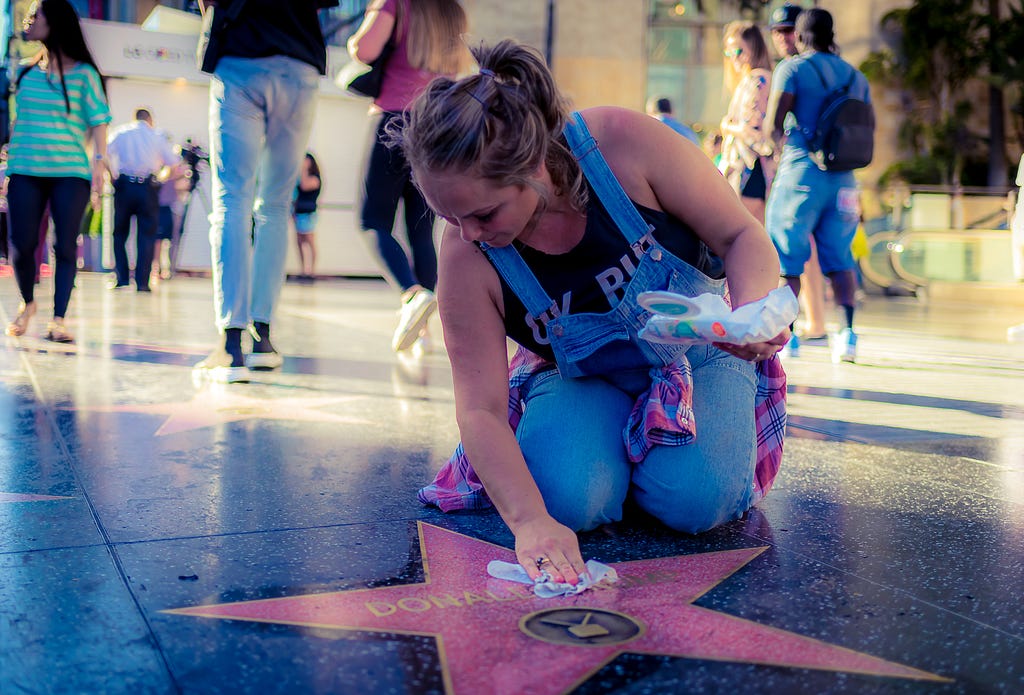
[515,345,757,535]
[208,56,319,330]
[765,154,860,276]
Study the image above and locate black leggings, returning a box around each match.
[7,175,90,318]
[358,111,437,293]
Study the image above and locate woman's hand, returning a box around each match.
[90,159,107,211]
[514,516,588,586]
[715,325,790,363]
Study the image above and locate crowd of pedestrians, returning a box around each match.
[1,0,1021,592]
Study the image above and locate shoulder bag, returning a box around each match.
[196,0,249,74]
[337,3,399,98]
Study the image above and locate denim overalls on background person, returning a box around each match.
[208,56,319,331]
[424,113,771,535]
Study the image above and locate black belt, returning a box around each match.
[118,174,156,184]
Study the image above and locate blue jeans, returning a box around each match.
[516,344,757,535]
[765,155,859,276]
[208,56,319,330]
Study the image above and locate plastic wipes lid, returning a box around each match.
[638,286,798,346]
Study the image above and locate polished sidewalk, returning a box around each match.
[1,272,1022,694]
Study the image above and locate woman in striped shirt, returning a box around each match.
[5,0,111,342]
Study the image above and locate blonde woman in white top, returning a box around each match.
[719,20,776,225]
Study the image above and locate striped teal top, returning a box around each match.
[8,62,112,180]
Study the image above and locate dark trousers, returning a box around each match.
[7,175,90,318]
[359,112,437,293]
[112,176,159,289]
[0,211,8,260]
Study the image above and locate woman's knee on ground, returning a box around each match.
[632,469,749,534]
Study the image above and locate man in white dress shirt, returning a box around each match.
[106,108,180,291]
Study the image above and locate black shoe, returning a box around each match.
[109,282,130,290]
[245,321,282,370]
[137,286,152,293]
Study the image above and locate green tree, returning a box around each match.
[990,1,1024,167]
[861,0,988,186]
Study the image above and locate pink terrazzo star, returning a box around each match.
[166,523,947,693]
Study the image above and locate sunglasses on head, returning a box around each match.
[723,47,744,58]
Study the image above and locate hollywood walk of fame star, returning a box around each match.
[76,389,372,436]
[0,492,72,503]
[166,523,948,694]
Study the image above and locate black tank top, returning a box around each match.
[496,180,722,360]
[294,184,320,214]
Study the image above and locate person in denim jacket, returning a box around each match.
[395,41,789,585]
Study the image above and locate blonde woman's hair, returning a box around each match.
[405,0,469,75]
[723,20,772,92]
[392,40,588,213]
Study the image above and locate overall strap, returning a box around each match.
[563,111,655,250]
[478,242,559,319]
[478,111,655,322]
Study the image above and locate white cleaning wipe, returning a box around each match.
[638,286,798,346]
[486,559,619,598]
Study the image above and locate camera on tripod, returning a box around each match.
[180,138,210,191]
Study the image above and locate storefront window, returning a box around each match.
[646,0,812,138]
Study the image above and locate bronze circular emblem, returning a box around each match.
[519,607,645,647]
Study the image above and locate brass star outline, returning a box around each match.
[166,522,949,693]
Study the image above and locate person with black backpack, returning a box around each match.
[764,8,874,364]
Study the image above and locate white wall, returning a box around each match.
[84,18,388,278]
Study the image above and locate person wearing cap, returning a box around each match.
[769,3,801,60]
[764,8,872,364]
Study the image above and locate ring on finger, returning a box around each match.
[535,556,549,569]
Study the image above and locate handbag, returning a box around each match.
[337,41,394,98]
[196,0,249,74]
[338,1,400,98]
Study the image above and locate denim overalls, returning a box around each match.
[479,113,758,534]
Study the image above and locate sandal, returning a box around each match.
[5,301,36,337]
[44,320,74,344]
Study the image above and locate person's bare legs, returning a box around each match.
[297,233,316,277]
[800,240,827,338]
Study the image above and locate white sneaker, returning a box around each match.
[831,328,858,364]
[393,289,437,352]
[193,348,248,384]
[245,351,283,370]
[1008,323,1024,343]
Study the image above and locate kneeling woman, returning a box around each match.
[400,40,789,585]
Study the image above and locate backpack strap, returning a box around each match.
[478,111,658,321]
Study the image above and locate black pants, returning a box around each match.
[7,174,90,318]
[112,176,159,289]
[359,111,437,292]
